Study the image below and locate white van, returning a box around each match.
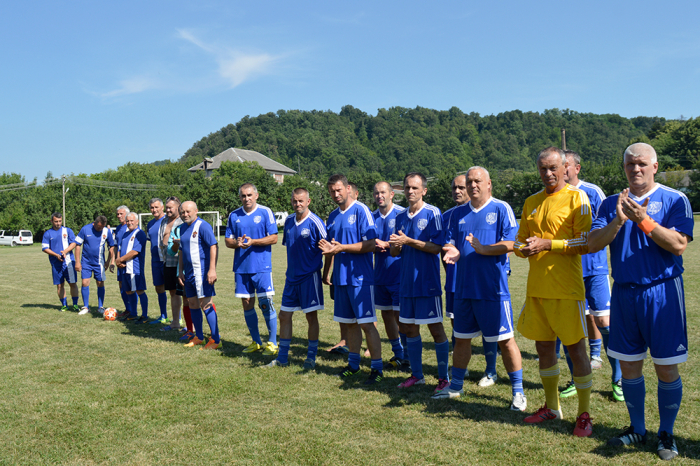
[0,230,34,246]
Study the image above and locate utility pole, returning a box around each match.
[561,128,567,151]
[62,175,66,226]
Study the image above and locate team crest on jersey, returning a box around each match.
[388,219,395,229]
[102,234,107,239]
[130,236,135,242]
[193,231,198,239]
[301,228,310,238]
[254,216,262,224]
[647,201,663,215]
[347,215,356,225]
[417,219,428,230]
[63,234,67,238]
[486,212,497,225]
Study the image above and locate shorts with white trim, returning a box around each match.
[399,295,443,325]
[184,273,216,299]
[375,283,400,311]
[445,291,455,319]
[333,285,376,324]
[281,271,324,313]
[608,277,688,365]
[52,262,77,285]
[517,297,587,346]
[81,264,106,281]
[235,272,274,298]
[151,260,165,287]
[453,298,515,342]
[121,273,147,292]
[584,274,611,317]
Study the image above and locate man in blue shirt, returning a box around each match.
[321,174,383,385]
[41,212,80,312]
[390,172,450,395]
[225,183,279,356]
[266,188,326,369]
[589,143,693,460]
[74,215,114,315]
[438,167,526,411]
[116,213,149,322]
[109,206,130,316]
[146,198,169,324]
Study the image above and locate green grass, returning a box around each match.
[1,239,699,465]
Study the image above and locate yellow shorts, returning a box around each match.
[517,297,587,346]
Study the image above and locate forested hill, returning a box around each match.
[180,106,666,181]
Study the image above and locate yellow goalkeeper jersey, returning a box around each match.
[514,184,592,300]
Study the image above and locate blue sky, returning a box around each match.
[2,1,699,183]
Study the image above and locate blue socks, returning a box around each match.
[259,297,278,345]
[390,338,404,360]
[97,287,105,309]
[622,376,646,435]
[658,377,682,435]
[449,367,467,392]
[589,338,602,359]
[435,340,450,380]
[128,293,138,316]
[483,338,498,377]
[203,305,219,343]
[555,338,561,359]
[508,369,524,396]
[307,339,319,362]
[278,338,291,364]
[371,358,383,374]
[138,293,148,317]
[348,352,361,371]
[157,292,168,319]
[407,336,423,379]
[72,296,78,306]
[60,297,67,307]
[400,332,409,362]
[120,289,129,312]
[597,325,621,382]
[81,286,89,308]
[563,346,574,381]
[244,309,262,345]
[190,307,204,340]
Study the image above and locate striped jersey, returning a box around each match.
[42,226,77,268]
[75,223,115,269]
[576,180,609,277]
[180,218,218,279]
[225,204,278,274]
[326,200,377,287]
[120,227,147,275]
[146,216,166,263]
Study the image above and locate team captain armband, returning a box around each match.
[638,216,658,235]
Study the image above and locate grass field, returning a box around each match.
[1,237,700,465]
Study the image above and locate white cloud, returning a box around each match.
[99,76,159,98]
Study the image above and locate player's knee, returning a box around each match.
[596,325,610,335]
[258,297,275,315]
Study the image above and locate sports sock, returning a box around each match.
[183,305,193,332]
[138,293,148,317]
[573,373,593,415]
[120,289,128,311]
[61,297,67,307]
[621,376,646,435]
[203,305,219,343]
[128,293,138,316]
[277,338,291,364]
[370,358,383,375]
[400,332,409,361]
[540,364,561,411]
[157,292,167,319]
[390,338,404,360]
[348,352,361,371]
[555,338,561,359]
[97,287,105,309]
[407,336,423,379]
[589,338,602,359]
[597,325,621,382]
[243,308,262,345]
[508,369,524,396]
[81,286,90,308]
[449,367,467,392]
[259,298,278,345]
[307,339,319,362]
[190,307,204,340]
[658,377,682,435]
[563,346,574,381]
[483,338,498,377]
[72,296,79,306]
[435,340,450,380]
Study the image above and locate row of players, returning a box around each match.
[42,143,691,461]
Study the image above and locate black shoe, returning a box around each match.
[336,365,361,379]
[363,369,383,385]
[657,431,678,460]
[383,356,401,371]
[607,426,646,446]
[399,359,411,373]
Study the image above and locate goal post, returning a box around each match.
[138,211,222,242]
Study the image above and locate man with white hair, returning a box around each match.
[110,205,131,315]
[589,143,693,460]
[116,212,149,322]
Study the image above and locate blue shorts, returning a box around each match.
[584,274,611,317]
[608,277,688,365]
[399,295,443,325]
[184,274,216,299]
[334,285,376,324]
[235,272,274,298]
[151,260,165,287]
[375,283,400,311]
[281,272,324,313]
[52,262,77,285]
[121,273,147,292]
[445,291,455,319]
[81,263,106,281]
[453,298,515,342]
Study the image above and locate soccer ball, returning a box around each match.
[104,308,117,321]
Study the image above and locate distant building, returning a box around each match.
[656,169,694,190]
[188,147,296,183]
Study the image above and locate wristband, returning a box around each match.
[550,239,565,251]
[638,217,658,235]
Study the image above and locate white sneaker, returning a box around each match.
[478,374,497,387]
[264,359,288,368]
[590,355,603,370]
[431,386,463,400]
[97,307,105,315]
[78,307,90,315]
[510,392,527,411]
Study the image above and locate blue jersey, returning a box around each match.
[373,204,405,286]
[446,198,517,301]
[225,204,278,274]
[75,224,114,268]
[576,180,609,277]
[120,228,147,275]
[146,216,165,264]
[181,218,218,279]
[114,223,128,255]
[592,184,694,285]
[326,200,377,287]
[42,226,77,268]
[395,203,444,298]
[442,204,461,293]
[282,211,326,285]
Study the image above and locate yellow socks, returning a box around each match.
[573,373,593,415]
[540,364,561,411]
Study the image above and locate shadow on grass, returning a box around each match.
[21,303,64,311]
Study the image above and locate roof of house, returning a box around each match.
[187,148,297,175]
